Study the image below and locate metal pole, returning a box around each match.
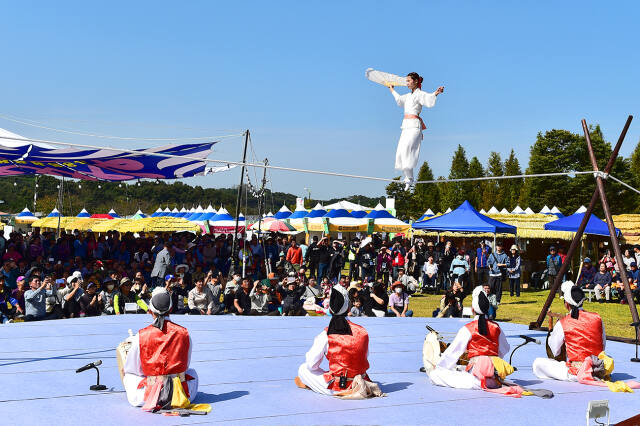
[56,177,64,239]
[582,118,639,325]
[532,116,632,329]
[231,130,250,275]
[258,159,268,275]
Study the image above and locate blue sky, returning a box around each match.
[1,1,639,200]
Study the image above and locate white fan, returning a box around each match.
[365,68,407,87]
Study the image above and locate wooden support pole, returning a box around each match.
[532,115,634,329]
[582,118,639,326]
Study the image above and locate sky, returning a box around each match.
[1,1,639,201]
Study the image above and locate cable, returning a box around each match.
[0,113,244,141]
[609,174,640,195]
[1,133,639,191]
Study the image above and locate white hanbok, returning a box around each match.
[428,317,510,389]
[532,315,606,381]
[122,330,199,406]
[391,88,437,182]
[297,330,335,395]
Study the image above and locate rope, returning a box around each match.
[0,113,244,141]
[0,133,636,189]
[608,174,640,195]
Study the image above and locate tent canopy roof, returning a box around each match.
[544,212,619,237]
[413,200,516,234]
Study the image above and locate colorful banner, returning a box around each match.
[0,142,216,181]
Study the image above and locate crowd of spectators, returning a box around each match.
[576,248,640,303]
[1,226,638,324]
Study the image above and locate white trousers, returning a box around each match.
[532,358,577,382]
[428,366,482,390]
[595,284,610,301]
[395,128,423,181]
[297,363,335,395]
[123,368,200,406]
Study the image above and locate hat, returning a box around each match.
[267,272,277,280]
[148,287,173,329]
[359,237,372,249]
[86,282,96,289]
[583,257,592,263]
[260,278,271,288]
[457,249,465,255]
[631,262,637,267]
[67,275,78,284]
[427,241,434,247]
[549,245,556,251]
[329,284,350,316]
[510,245,518,251]
[561,280,585,319]
[348,282,362,292]
[176,264,189,272]
[279,251,285,256]
[165,274,175,281]
[119,277,131,286]
[16,275,25,282]
[471,286,491,336]
[391,281,405,290]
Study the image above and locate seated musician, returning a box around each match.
[119,287,210,415]
[533,281,605,382]
[295,285,384,398]
[428,286,510,390]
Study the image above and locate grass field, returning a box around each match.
[409,289,638,339]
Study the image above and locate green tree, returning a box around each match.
[440,145,469,211]
[482,152,504,210]
[467,156,485,209]
[502,149,523,210]
[413,161,440,218]
[385,177,413,221]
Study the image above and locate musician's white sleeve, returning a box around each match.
[548,321,565,357]
[123,333,143,376]
[498,328,510,358]
[391,89,405,107]
[305,330,329,371]
[437,326,471,370]
[418,91,437,108]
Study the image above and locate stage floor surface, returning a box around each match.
[3,315,640,425]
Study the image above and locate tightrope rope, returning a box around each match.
[0,134,639,191]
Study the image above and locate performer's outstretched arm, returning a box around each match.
[388,85,405,107]
[305,331,329,371]
[438,327,471,370]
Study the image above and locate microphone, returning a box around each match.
[519,335,541,345]
[76,360,102,374]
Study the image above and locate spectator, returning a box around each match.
[249,279,279,315]
[169,275,191,314]
[475,241,491,284]
[376,247,392,284]
[347,238,360,280]
[483,283,498,320]
[593,262,612,302]
[0,277,18,323]
[545,246,562,288]
[327,241,345,282]
[79,282,101,317]
[59,275,83,318]
[577,258,596,288]
[421,254,438,291]
[634,246,640,267]
[348,296,364,317]
[1,261,18,290]
[599,249,616,271]
[24,275,59,321]
[622,249,635,272]
[99,277,118,315]
[204,271,225,315]
[388,281,413,317]
[233,278,252,315]
[449,249,470,291]
[316,238,332,280]
[224,273,241,312]
[114,277,148,314]
[285,240,303,272]
[10,276,26,315]
[357,240,376,282]
[305,236,320,279]
[436,286,463,318]
[396,267,418,295]
[391,243,405,281]
[151,242,172,287]
[188,277,215,315]
[278,276,306,316]
[365,280,389,317]
[487,242,508,303]
[507,245,521,297]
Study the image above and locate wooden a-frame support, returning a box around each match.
[531,115,640,330]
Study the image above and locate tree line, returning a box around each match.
[387,125,640,221]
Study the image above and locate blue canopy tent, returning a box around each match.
[77,208,91,218]
[412,201,516,245]
[544,212,619,237]
[274,205,293,220]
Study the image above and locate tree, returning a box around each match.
[482,152,504,210]
[467,156,485,210]
[518,126,620,215]
[501,149,523,210]
[440,145,469,211]
[413,161,440,218]
[385,177,414,221]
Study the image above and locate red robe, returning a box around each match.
[560,311,604,363]
[323,323,370,391]
[464,320,501,359]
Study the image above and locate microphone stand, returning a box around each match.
[631,321,640,363]
[89,365,107,391]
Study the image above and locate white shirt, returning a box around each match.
[437,316,510,370]
[547,310,606,357]
[423,262,438,276]
[391,88,437,129]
